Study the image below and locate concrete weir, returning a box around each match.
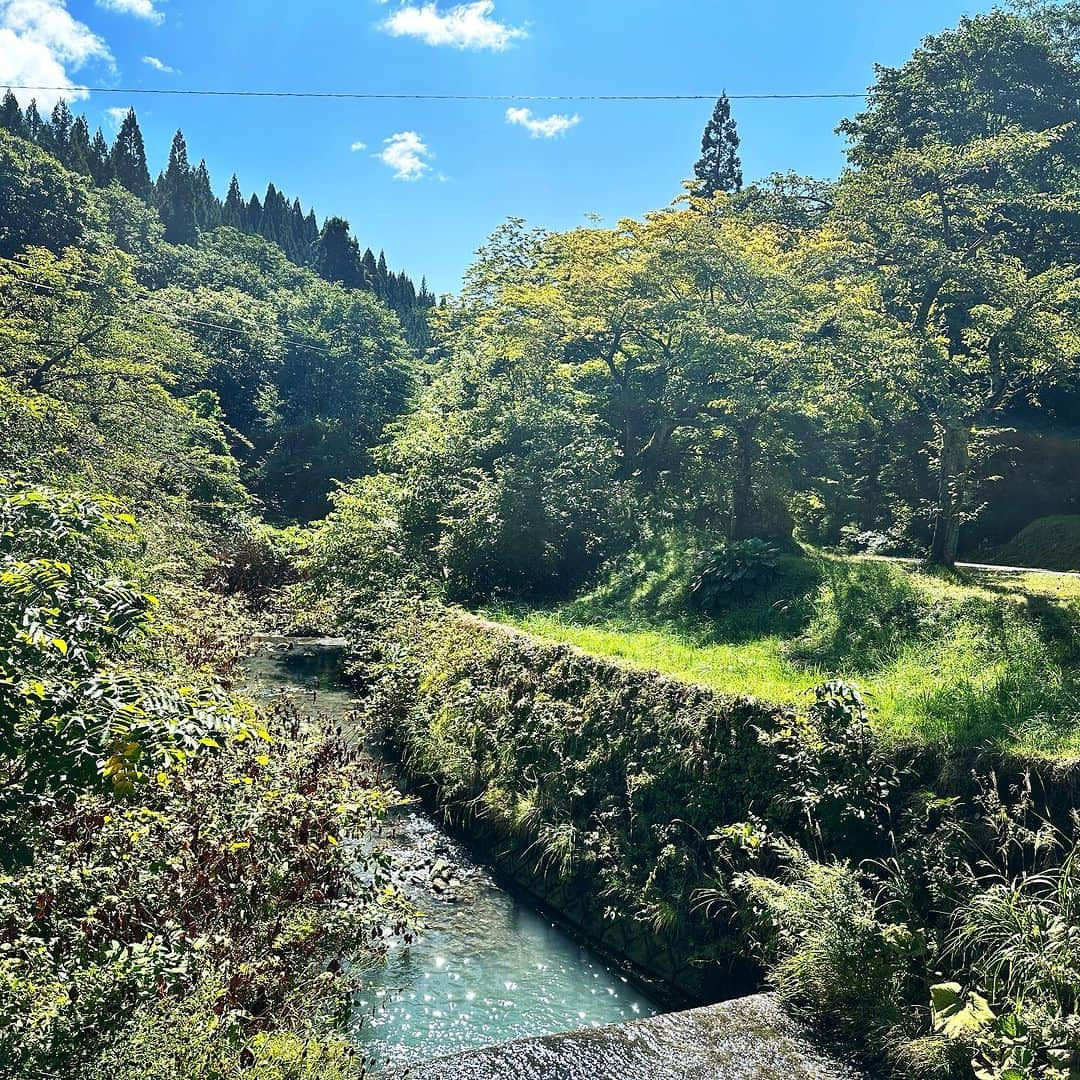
[396,993,861,1080]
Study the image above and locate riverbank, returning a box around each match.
[244,637,669,1073]
[350,596,1080,1076]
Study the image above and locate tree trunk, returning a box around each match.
[730,425,759,540]
[638,420,676,487]
[929,420,970,567]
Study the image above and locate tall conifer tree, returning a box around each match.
[158,129,198,245]
[24,100,43,143]
[361,248,378,291]
[192,159,220,231]
[222,174,245,228]
[693,94,743,196]
[0,90,25,136]
[245,193,263,232]
[67,115,93,176]
[109,109,152,199]
[89,128,113,185]
[314,217,363,287]
[47,100,74,161]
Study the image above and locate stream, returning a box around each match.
[243,638,662,1073]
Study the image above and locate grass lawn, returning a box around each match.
[488,552,1080,761]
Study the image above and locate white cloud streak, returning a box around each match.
[376,130,432,180]
[141,54,174,73]
[96,0,163,24]
[0,0,113,109]
[505,106,580,139]
[380,1,525,51]
[105,104,130,128]
[350,139,367,151]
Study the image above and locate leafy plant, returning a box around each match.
[733,848,911,1045]
[688,538,784,612]
[756,680,900,855]
[0,486,241,817]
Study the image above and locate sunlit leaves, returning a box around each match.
[0,485,239,799]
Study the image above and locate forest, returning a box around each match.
[0,1,1079,1078]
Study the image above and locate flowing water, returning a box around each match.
[244,638,662,1074]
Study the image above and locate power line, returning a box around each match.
[2,84,868,103]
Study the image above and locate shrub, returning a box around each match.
[734,850,910,1046]
[89,981,368,1080]
[688,538,784,612]
[205,517,306,602]
[0,485,241,817]
[756,680,901,855]
[0,703,415,1077]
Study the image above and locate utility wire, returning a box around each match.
[2,84,868,102]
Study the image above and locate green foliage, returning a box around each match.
[298,475,423,618]
[0,129,89,257]
[0,699,413,1078]
[756,680,900,853]
[689,538,784,611]
[0,485,239,815]
[734,852,910,1044]
[90,985,369,1080]
[380,336,631,601]
[205,517,306,602]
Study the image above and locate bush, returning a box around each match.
[90,984,368,1080]
[0,702,415,1077]
[205,517,306,602]
[735,851,910,1045]
[689,538,784,612]
[297,474,425,621]
[0,485,241,818]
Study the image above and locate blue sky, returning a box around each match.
[3,0,999,293]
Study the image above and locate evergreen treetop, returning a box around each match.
[693,94,743,196]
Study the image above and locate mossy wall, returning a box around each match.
[353,602,1079,1002]
[354,603,852,999]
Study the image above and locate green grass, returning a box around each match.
[487,544,1080,761]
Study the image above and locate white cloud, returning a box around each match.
[141,54,174,73]
[350,139,367,151]
[380,1,525,51]
[0,0,113,109]
[376,130,432,181]
[96,0,163,23]
[505,106,580,139]
[105,104,129,128]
